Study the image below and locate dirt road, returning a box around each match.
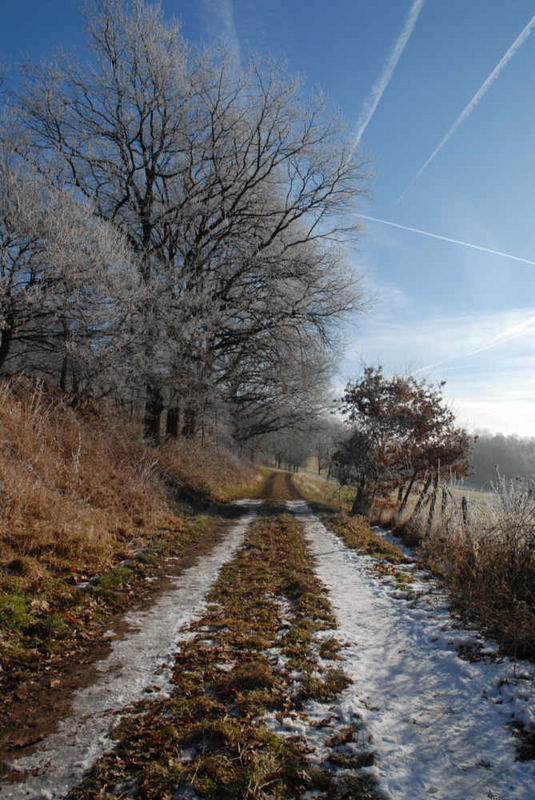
[1,472,534,800]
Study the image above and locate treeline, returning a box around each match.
[470,432,535,488]
[263,418,345,473]
[0,0,368,445]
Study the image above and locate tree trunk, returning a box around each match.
[144,383,163,444]
[351,478,371,517]
[425,463,440,538]
[166,407,180,439]
[409,472,433,522]
[69,363,80,407]
[0,323,13,372]
[59,319,69,391]
[181,405,197,439]
[399,468,418,514]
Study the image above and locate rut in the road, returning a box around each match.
[62,510,376,800]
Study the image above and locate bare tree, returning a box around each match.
[14,0,369,439]
[0,138,138,396]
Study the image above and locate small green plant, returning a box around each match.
[134,550,158,565]
[0,592,31,633]
[33,612,66,639]
[94,566,134,589]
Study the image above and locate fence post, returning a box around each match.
[399,468,418,514]
[409,472,433,523]
[461,495,469,528]
[425,462,440,538]
[440,486,448,518]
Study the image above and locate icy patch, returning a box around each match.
[287,500,535,800]
[372,524,414,559]
[1,502,261,800]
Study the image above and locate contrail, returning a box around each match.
[352,0,424,151]
[202,0,241,66]
[416,311,535,374]
[397,13,535,202]
[357,213,535,266]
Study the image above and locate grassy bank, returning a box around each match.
[0,379,260,699]
[389,480,535,659]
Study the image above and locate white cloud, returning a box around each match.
[201,0,241,64]
[452,392,535,438]
[340,307,535,436]
[344,307,535,368]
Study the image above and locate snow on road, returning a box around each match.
[289,500,535,800]
[0,501,261,800]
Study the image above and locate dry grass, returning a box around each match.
[158,438,260,503]
[0,378,264,686]
[388,480,535,659]
[292,471,354,511]
[0,378,259,576]
[0,379,171,573]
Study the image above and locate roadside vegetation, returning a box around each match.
[293,472,409,567]
[386,477,535,659]
[290,365,533,661]
[0,377,260,749]
[297,465,535,661]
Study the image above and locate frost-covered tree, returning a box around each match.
[0,139,138,397]
[15,0,368,439]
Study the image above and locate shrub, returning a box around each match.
[392,478,535,658]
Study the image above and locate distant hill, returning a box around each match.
[469,432,535,488]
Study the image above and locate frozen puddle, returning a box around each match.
[288,500,535,800]
[1,501,260,800]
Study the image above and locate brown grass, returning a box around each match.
[292,471,354,511]
[386,482,535,659]
[0,379,259,575]
[0,379,172,573]
[158,438,260,503]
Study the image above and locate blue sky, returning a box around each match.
[1,0,534,435]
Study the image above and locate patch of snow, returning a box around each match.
[1,502,261,800]
[287,500,535,800]
[179,747,198,762]
[372,524,414,559]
